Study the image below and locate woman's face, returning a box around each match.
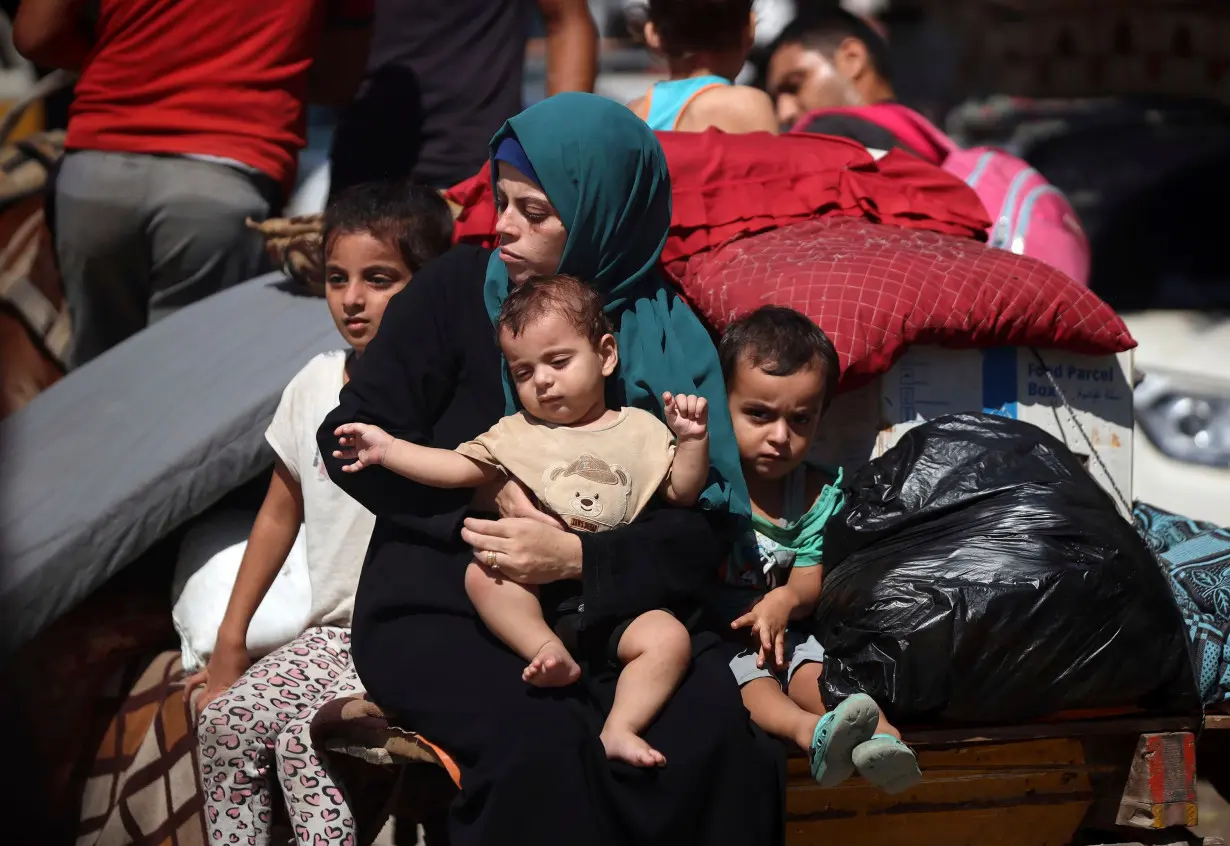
[494,161,568,285]
[324,231,412,355]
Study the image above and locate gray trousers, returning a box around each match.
[55,150,275,368]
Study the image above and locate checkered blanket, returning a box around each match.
[76,652,207,846]
[75,651,448,846]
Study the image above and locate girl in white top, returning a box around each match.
[188,182,454,846]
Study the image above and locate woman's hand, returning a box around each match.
[333,422,393,472]
[731,587,797,670]
[184,640,251,712]
[472,476,566,528]
[461,516,582,585]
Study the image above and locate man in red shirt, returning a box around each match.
[15,0,371,367]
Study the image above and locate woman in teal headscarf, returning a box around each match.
[482,95,749,516]
[319,93,782,846]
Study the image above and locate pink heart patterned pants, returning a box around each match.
[197,626,362,846]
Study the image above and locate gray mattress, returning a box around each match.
[0,274,343,650]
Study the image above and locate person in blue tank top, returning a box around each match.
[717,306,923,795]
[627,0,780,133]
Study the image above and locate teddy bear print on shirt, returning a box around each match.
[541,454,634,533]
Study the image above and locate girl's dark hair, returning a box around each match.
[647,0,753,54]
[719,306,841,410]
[498,274,612,348]
[323,182,454,272]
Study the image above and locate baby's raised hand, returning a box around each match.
[663,392,709,442]
[333,422,393,472]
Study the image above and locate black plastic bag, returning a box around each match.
[813,413,1199,724]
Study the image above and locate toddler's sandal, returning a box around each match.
[851,733,922,795]
[809,693,880,788]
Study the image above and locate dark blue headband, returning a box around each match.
[493,137,541,187]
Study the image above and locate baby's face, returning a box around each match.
[500,311,617,425]
[727,355,828,482]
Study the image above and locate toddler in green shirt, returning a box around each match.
[719,306,921,794]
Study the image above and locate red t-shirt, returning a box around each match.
[66,0,372,194]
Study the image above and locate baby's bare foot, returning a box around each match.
[600,727,667,768]
[522,641,581,688]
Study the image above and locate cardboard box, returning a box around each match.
[810,346,1135,514]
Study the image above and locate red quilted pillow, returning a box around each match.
[683,217,1135,391]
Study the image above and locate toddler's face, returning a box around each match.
[500,311,617,425]
[324,232,412,354]
[727,355,828,482]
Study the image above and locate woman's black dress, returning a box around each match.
[317,245,785,846]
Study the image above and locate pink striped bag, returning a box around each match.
[795,104,1090,286]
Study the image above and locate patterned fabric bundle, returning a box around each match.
[246,214,325,296]
[1135,501,1230,710]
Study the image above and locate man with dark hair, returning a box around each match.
[764,7,895,129]
[764,8,1090,284]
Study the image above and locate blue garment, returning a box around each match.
[1134,501,1230,708]
[492,138,540,186]
[644,75,731,131]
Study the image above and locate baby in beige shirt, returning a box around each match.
[333,274,709,767]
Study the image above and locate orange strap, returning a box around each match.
[631,82,727,129]
[414,733,463,788]
[671,83,728,130]
[631,87,653,122]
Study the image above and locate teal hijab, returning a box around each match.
[483,92,749,518]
